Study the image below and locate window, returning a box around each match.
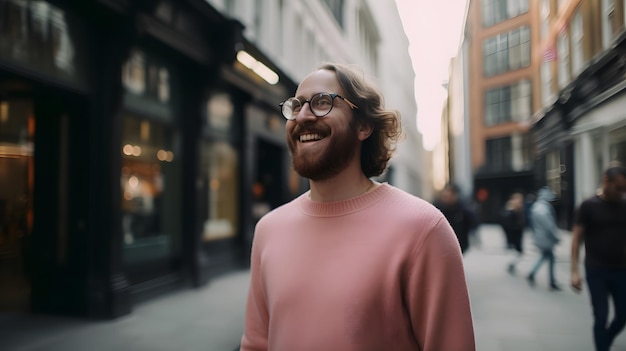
[322,0,345,28]
[485,137,513,172]
[121,49,181,269]
[484,80,531,126]
[485,135,532,173]
[482,0,529,27]
[546,150,561,196]
[483,26,531,77]
[571,10,584,76]
[202,92,240,242]
[121,116,181,265]
[200,141,239,241]
[557,31,570,88]
[609,126,626,165]
[602,0,618,49]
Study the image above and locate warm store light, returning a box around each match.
[236,50,279,85]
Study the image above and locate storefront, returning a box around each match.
[532,31,626,227]
[0,0,297,319]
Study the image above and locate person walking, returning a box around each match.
[239,63,475,350]
[571,165,626,351]
[433,183,478,254]
[526,186,561,291]
[501,192,525,274]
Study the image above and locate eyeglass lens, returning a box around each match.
[283,93,334,119]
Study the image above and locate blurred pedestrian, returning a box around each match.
[571,165,626,351]
[433,183,479,254]
[500,192,525,274]
[526,186,561,291]
[239,63,475,350]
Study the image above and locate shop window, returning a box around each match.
[206,93,234,132]
[546,150,562,196]
[122,49,174,121]
[0,0,85,88]
[200,141,239,241]
[120,116,181,265]
[609,126,626,165]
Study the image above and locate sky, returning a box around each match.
[394,0,469,151]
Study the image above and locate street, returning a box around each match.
[1,224,625,350]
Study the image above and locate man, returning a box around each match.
[571,165,626,351]
[240,63,475,350]
[501,192,525,274]
[433,183,478,254]
[526,186,561,291]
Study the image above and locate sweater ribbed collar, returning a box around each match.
[298,183,391,217]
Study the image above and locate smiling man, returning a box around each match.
[240,63,475,351]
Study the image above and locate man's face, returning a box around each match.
[286,70,360,181]
[604,174,626,202]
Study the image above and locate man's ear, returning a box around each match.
[357,120,373,141]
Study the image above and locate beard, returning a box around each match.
[287,120,360,181]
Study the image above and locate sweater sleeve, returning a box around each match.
[240,228,269,351]
[405,216,475,351]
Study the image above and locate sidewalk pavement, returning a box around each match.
[2,224,626,351]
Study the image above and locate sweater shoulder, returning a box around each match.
[379,187,448,229]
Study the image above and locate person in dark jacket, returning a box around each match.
[501,192,526,274]
[433,183,478,254]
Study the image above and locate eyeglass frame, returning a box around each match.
[278,92,359,120]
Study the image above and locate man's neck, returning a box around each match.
[308,169,375,202]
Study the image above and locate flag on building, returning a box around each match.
[543,46,557,62]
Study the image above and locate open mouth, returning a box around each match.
[299,133,325,143]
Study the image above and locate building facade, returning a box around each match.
[0,0,300,318]
[447,0,536,223]
[206,0,424,197]
[531,0,626,228]
[446,0,626,227]
[0,0,420,319]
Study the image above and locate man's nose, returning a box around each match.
[295,102,317,123]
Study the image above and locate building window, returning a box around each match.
[485,137,513,172]
[483,26,531,77]
[322,0,345,28]
[121,49,180,269]
[121,116,181,265]
[201,92,240,242]
[482,0,529,27]
[484,80,531,126]
[602,0,620,49]
[200,141,239,241]
[571,9,584,76]
[485,134,532,173]
[609,126,626,165]
[557,31,570,88]
[546,150,561,196]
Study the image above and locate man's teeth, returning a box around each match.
[300,134,324,142]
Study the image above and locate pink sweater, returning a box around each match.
[240,184,475,351]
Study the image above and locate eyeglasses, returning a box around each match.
[279,92,358,120]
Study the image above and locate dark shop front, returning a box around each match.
[0,0,298,319]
